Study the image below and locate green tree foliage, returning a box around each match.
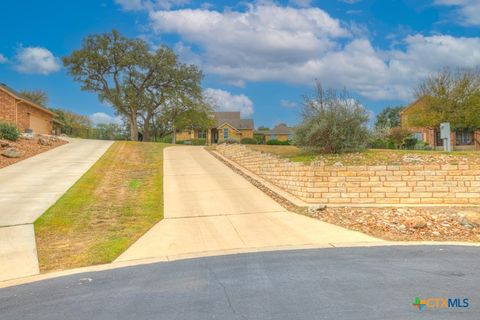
[387,127,412,149]
[374,106,404,130]
[412,68,480,130]
[93,123,128,140]
[19,90,48,106]
[294,82,370,154]
[64,30,208,142]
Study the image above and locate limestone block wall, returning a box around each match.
[216,144,480,205]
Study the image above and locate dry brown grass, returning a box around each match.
[34,141,167,272]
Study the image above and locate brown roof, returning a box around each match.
[214,111,254,130]
[0,83,55,116]
[269,123,294,135]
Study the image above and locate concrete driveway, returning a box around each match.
[116,146,380,262]
[0,138,113,281]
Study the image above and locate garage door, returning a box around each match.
[29,115,51,134]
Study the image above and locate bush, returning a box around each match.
[176,140,185,144]
[224,138,239,144]
[0,122,20,141]
[387,127,412,149]
[241,137,257,144]
[266,139,290,145]
[190,138,206,145]
[294,82,370,153]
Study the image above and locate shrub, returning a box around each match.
[224,138,239,144]
[190,138,206,145]
[387,127,412,149]
[0,122,20,141]
[266,139,290,145]
[241,137,257,144]
[176,140,185,144]
[294,82,370,153]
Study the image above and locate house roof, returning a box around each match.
[269,123,294,135]
[213,111,254,130]
[400,96,426,115]
[0,83,55,116]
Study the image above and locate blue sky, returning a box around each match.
[1,0,479,128]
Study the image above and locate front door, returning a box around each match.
[211,129,218,144]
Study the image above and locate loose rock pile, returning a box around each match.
[309,207,480,242]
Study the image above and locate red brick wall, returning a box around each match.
[0,90,17,124]
[0,89,53,133]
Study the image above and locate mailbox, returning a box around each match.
[440,122,450,139]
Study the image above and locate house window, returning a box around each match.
[197,130,206,139]
[411,132,423,141]
[455,131,474,145]
[271,134,276,140]
[223,128,228,139]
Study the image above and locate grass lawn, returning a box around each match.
[244,145,480,165]
[35,141,168,272]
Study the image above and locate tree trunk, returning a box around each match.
[143,112,153,142]
[129,112,138,141]
[172,125,176,144]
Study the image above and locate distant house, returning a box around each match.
[177,111,254,144]
[401,98,480,151]
[256,123,294,143]
[0,83,61,135]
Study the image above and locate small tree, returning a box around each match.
[411,68,480,130]
[19,90,48,106]
[387,127,411,149]
[375,106,404,130]
[294,82,370,153]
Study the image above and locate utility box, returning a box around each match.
[440,122,451,152]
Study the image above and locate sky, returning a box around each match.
[0,0,479,128]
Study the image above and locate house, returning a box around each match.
[0,83,60,135]
[401,98,480,151]
[177,111,254,144]
[256,123,294,143]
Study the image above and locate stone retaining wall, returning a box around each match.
[216,144,480,205]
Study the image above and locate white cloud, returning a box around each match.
[434,0,480,26]
[0,54,7,64]
[89,112,123,126]
[14,47,61,75]
[280,99,299,108]
[289,0,312,8]
[146,3,480,101]
[203,88,254,117]
[115,0,189,11]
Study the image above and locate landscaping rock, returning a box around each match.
[405,216,427,229]
[458,211,480,227]
[38,137,52,146]
[308,204,326,214]
[432,231,440,237]
[21,133,35,140]
[333,162,343,167]
[2,147,22,158]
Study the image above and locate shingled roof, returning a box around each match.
[214,111,254,130]
[269,123,294,134]
[0,83,55,116]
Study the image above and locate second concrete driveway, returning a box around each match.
[117,146,380,262]
[0,138,113,281]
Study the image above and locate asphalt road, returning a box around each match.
[1,246,478,320]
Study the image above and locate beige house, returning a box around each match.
[0,83,61,135]
[401,98,480,151]
[177,111,254,144]
[258,123,294,143]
